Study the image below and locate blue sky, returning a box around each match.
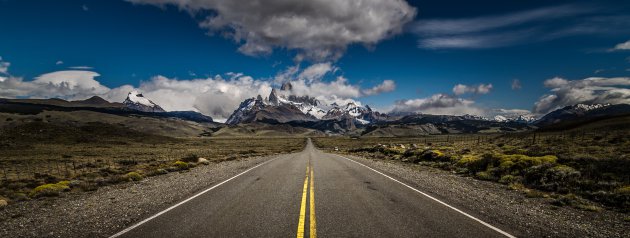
[1,0,630,120]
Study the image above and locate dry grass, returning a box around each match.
[0,137,305,203]
[312,129,630,212]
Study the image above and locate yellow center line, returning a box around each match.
[309,166,317,238]
[297,165,309,238]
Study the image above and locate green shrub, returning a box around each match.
[457,154,492,173]
[495,154,557,173]
[499,175,521,184]
[174,161,189,170]
[124,172,144,181]
[475,171,495,181]
[29,181,71,197]
[422,150,447,161]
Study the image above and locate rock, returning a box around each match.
[0,199,8,207]
[197,157,210,165]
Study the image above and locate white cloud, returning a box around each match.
[452,83,493,95]
[511,79,522,90]
[272,63,394,105]
[412,4,630,49]
[614,40,630,50]
[388,92,535,118]
[126,0,416,61]
[297,62,337,83]
[56,60,64,65]
[534,76,630,113]
[362,80,396,96]
[543,77,569,88]
[0,70,109,100]
[82,5,89,11]
[390,93,484,116]
[0,57,10,74]
[130,74,273,121]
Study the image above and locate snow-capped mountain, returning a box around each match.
[534,103,630,127]
[462,114,489,121]
[490,114,536,123]
[324,102,366,119]
[225,91,317,125]
[226,83,386,126]
[123,91,166,113]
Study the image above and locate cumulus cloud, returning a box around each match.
[126,0,416,61]
[543,77,569,88]
[362,80,396,96]
[614,40,630,50]
[388,92,534,118]
[533,77,630,114]
[452,83,493,95]
[511,79,522,90]
[130,74,273,121]
[272,63,395,105]
[389,93,484,116]
[412,4,630,49]
[0,70,108,99]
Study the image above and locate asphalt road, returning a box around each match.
[112,139,514,238]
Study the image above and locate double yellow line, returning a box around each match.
[297,163,316,238]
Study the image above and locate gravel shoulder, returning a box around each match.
[342,153,629,238]
[0,154,289,238]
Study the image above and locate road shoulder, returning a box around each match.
[0,155,285,238]
[341,154,628,238]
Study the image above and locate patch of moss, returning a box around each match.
[29,181,71,198]
[123,172,143,181]
[174,161,189,170]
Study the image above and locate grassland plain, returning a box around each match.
[313,129,630,213]
[0,131,306,205]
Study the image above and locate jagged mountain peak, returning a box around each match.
[268,89,280,106]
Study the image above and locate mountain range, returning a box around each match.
[1,87,629,137]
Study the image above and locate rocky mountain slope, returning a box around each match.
[226,83,383,126]
[534,104,630,129]
[123,91,166,113]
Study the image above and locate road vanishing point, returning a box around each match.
[111,139,516,238]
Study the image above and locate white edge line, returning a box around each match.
[336,154,517,238]
[109,158,277,238]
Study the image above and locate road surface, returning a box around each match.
[111,139,515,238]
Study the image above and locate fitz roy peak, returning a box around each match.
[226,83,383,125]
[123,91,166,113]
